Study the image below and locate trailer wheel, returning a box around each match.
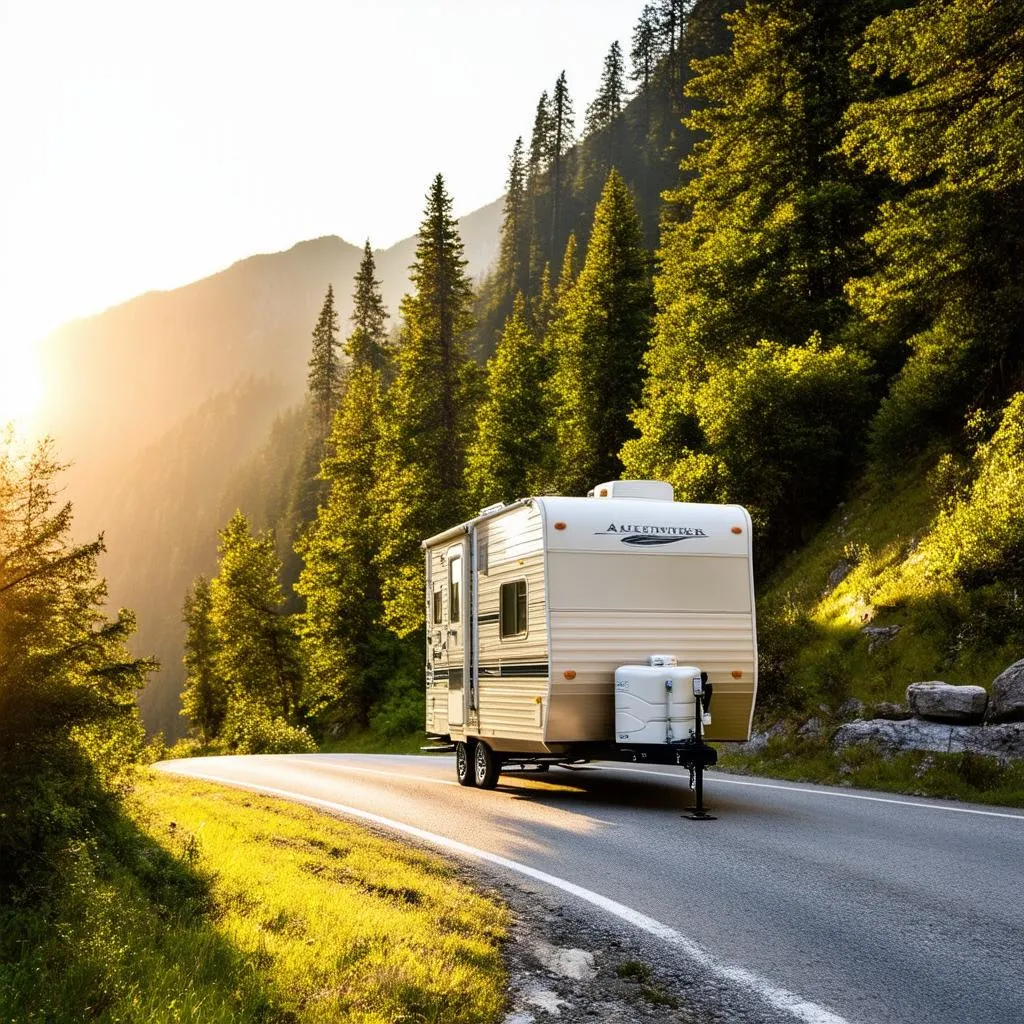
[473,742,500,789]
[455,742,475,786]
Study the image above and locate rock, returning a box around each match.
[862,625,901,653]
[989,659,1024,723]
[798,717,825,738]
[872,701,912,721]
[738,721,786,754]
[838,698,866,721]
[907,682,988,723]
[824,560,853,594]
[832,719,1024,762]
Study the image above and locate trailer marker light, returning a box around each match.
[599,488,608,497]
[732,670,743,679]
[563,670,576,680]
[731,526,743,534]
[554,521,567,530]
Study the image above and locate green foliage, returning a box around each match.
[220,697,318,755]
[296,363,390,729]
[843,0,1024,456]
[916,393,1024,588]
[684,339,872,545]
[0,438,149,896]
[466,295,555,508]
[347,241,391,374]
[374,174,480,636]
[180,575,226,743]
[550,171,653,494]
[210,511,302,722]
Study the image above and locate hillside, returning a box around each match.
[35,199,502,738]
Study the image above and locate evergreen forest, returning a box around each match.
[171,0,1024,752]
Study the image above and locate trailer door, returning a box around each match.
[445,540,468,727]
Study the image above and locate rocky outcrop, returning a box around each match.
[833,719,1024,762]
[872,701,912,721]
[862,625,901,653]
[906,682,989,724]
[989,660,1024,723]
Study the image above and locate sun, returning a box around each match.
[0,340,43,429]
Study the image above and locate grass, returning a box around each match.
[718,736,1024,808]
[1,771,509,1023]
[319,727,426,756]
[615,959,680,1009]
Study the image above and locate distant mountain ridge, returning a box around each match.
[35,196,502,737]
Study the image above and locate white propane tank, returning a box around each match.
[614,662,702,744]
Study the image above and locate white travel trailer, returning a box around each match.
[422,480,757,805]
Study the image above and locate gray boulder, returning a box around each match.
[989,659,1024,723]
[832,719,1024,762]
[906,682,988,724]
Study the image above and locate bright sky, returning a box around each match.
[0,0,651,426]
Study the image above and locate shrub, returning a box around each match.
[220,699,318,755]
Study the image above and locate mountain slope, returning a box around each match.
[36,200,502,738]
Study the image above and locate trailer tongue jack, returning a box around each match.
[684,673,716,820]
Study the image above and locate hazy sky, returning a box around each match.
[0,0,651,420]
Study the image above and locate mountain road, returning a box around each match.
[156,754,1024,1024]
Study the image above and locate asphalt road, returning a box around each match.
[157,754,1024,1024]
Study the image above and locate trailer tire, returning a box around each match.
[455,742,475,786]
[473,742,500,790]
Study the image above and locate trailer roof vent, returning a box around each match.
[589,480,674,501]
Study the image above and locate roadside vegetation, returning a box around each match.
[1,771,509,1023]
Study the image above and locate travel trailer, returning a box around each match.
[422,480,757,809]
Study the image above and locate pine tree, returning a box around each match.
[549,71,576,265]
[307,285,342,441]
[347,242,390,375]
[496,137,530,303]
[549,172,653,495]
[374,175,480,635]
[211,510,301,722]
[626,0,888,491]
[466,294,555,508]
[180,574,226,742]
[842,0,1024,454]
[0,438,149,894]
[528,91,554,283]
[296,243,392,730]
[585,41,627,169]
[631,5,664,142]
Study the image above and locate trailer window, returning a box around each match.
[500,580,528,638]
[448,551,462,623]
[432,584,443,625]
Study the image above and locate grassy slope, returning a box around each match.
[0,771,508,1023]
[718,453,1024,806]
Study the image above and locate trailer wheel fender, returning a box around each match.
[455,741,475,786]
[473,741,501,790]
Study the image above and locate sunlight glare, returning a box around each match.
[0,339,43,429]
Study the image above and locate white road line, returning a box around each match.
[282,758,458,787]
[156,764,851,1024]
[602,766,1024,821]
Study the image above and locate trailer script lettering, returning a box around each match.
[597,523,708,546]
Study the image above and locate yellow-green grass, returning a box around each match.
[1,772,509,1023]
[757,454,1023,712]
